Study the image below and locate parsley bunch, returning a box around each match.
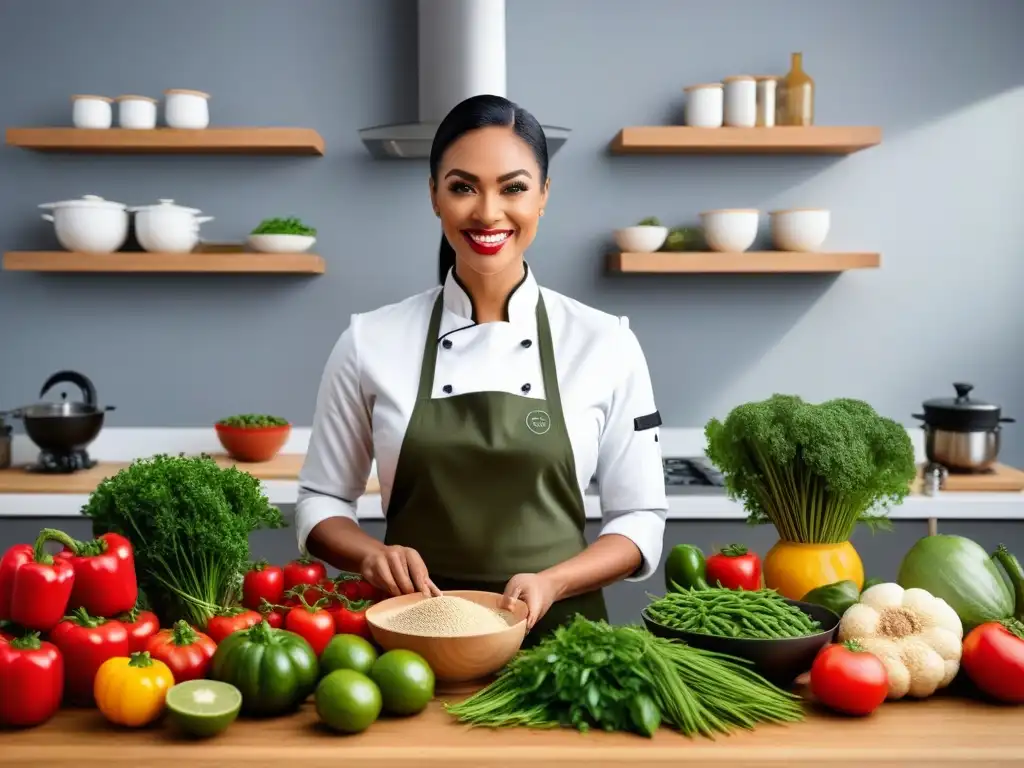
[82,454,285,628]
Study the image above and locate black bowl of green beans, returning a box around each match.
[641,588,841,688]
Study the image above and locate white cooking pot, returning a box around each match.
[38,195,129,253]
[129,199,214,253]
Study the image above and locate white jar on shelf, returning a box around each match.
[683,83,723,128]
[755,76,778,127]
[164,89,211,129]
[116,95,157,129]
[723,75,757,127]
[71,95,112,129]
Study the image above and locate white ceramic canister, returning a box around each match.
[755,76,778,127]
[38,195,129,253]
[71,95,113,129]
[164,89,210,129]
[723,76,757,128]
[683,83,724,128]
[129,199,214,253]
[116,95,158,129]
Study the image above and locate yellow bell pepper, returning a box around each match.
[94,651,175,727]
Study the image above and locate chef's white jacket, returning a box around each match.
[295,265,668,580]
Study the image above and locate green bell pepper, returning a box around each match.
[663,544,709,592]
[210,620,319,716]
[801,580,861,619]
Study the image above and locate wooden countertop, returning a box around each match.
[0,454,381,495]
[0,693,1018,767]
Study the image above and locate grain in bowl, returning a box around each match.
[378,596,513,637]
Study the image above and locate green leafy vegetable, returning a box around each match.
[445,616,803,738]
[663,226,703,251]
[704,394,916,543]
[636,216,662,227]
[81,454,286,629]
[251,216,316,236]
[217,414,289,429]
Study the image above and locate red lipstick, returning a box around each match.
[461,229,514,256]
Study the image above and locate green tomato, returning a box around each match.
[210,620,319,716]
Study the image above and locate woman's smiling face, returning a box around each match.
[430,125,549,279]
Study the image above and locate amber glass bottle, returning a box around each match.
[777,52,815,126]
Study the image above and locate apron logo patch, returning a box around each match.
[526,410,552,435]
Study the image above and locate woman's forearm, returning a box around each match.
[540,533,643,602]
[305,517,386,573]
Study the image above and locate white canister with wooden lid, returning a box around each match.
[164,89,211,129]
[71,95,113,129]
[723,76,757,128]
[684,83,724,128]
[116,95,158,129]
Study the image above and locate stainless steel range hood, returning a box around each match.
[359,0,569,159]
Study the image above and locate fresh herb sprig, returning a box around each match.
[251,216,316,236]
[217,414,289,429]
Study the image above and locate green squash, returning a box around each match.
[801,580,861,619]
[897,534,1014,632]
[210,620,319,716]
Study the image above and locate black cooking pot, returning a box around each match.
[5,370,115,454]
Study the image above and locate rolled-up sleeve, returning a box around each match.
[295,314,374,555]
[594,319,668,581]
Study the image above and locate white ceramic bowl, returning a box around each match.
[769,209,831,252]
[247,234,316,253]
[39,195,129,253]
[699,209,759,252]
[613,226,668,253]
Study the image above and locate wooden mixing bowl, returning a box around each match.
[365,590,528,688]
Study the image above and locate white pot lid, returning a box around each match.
[38,194,127,211]
[129,199,203,215]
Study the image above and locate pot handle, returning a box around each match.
[41,214,54,223]
[1000,417,1016,424]
[195,216,214,224]
[104,405,117,412]
[911,413,926,420]
[39,370,98,407]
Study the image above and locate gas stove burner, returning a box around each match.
[26,448,97,474]
[663,457,724,487]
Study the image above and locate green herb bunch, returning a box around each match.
[217,413,289,428]
[251,216,316,236]
[81,454,286,629]
[704,394,917,543]
[445,616,803,738]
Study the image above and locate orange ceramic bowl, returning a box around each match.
[215,423,290,462]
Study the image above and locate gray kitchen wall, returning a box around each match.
[1,0,1022,463]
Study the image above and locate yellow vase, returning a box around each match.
[762,540,864,600]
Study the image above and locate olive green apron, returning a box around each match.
[385,291,607,646]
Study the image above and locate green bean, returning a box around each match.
[646,588,822,640]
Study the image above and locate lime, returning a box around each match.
[315,669,382,734]
[165,679,242,738]
[369,649,435,716]
[320,634,378,676]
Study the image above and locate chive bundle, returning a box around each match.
[646,588,822,639]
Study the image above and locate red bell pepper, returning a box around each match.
[0,631,64,727]
[284,591,336,656]
[2,530,76,632]
[283,555,327,592]
[705,544,762,591]
[242,560,285,611]
[117,604,161,653]
[49,607,129,706]
[329,595,373,639]
[56,530,138,618]
[205,606,262,644]
[0,544,33,621]
[145,620,217,683]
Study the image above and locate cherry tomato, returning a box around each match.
[962,620,1024,704]
[260,608,286,629]
[282,556,327,592]
[330,599,372,639]
[242,560,284,611]
[810,641,888,716]
[205,608,262,644]
[285,605,335,656]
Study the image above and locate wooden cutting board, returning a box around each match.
[0,453,381,496]
[912,462,1024,493]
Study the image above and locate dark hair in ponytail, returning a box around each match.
[430,94,550,285]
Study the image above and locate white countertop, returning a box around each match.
[2,427,1022,521]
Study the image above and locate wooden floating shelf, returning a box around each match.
[608,251,881,274]
[3,251,326,274]
[610,126,882,155]
[5,127,325,155]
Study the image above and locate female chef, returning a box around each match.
[295,94,668,642]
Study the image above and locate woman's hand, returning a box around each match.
[502,573,560,630]
[360,545,442,597]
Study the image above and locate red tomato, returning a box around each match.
[242,561,284,611]
[145,620,217,682]
[962,620,1024,704]
[206,608,262,644]
[260,608,286,629]
[285,606,335,656]
[330,600,372,639]
[117,608,161,654]
[282,556,327,592]
[810,641,888,716]
[357,580,383,601]
[705,544,762,591]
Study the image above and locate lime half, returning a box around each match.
[166,679,242,738]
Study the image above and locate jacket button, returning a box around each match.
[521,383,531,393]
[442,339,453,349]
[520,339,532,348]
[442,384,453,394]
